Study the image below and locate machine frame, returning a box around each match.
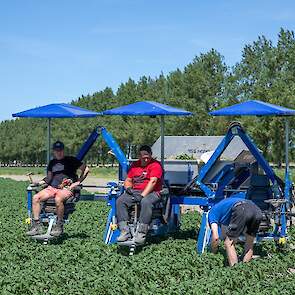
[26,124,294,251]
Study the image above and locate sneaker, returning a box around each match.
[117,221,131,242]
[117,230,131,242]
[51,222,64,237]
[26,222,43,236]
[134,223,149,245]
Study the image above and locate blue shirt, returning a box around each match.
[208,197,246,226]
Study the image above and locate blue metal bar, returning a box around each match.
[76,127,129,178]
[197,129,234,183]
[196,125,279,201]
[236,127,276,184]
[103,186,121,244]
[76,128,100,161]
[27,187,33,218]
[196,129,235,198]
[170,196,209,206]
[197,211,210,253]
[101,127,129,176]
[284,119,291,208]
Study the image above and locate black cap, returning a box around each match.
[139,145,152,154]
[52,141,64,151]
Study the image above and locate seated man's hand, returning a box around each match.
[125,187,142,202]
[69,181,81,191]
[31,180,47,187]
[131,190,143,202]
[125,187,133,195]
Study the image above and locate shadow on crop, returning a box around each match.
[50,232,90,245]
[116,229,197,256]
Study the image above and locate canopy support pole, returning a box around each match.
[160,116,165,168]
[284,118,291,201]
[285,118,289,175]
[47,118,51,164]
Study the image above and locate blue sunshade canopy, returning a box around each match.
[210,100,295,117]
[102,101,192,116]
[12,103,100,118]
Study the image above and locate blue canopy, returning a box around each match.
[209,100,295,116]
[12,103,100,118]
[102,101,192,116]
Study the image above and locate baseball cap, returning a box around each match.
[52,141,64,151]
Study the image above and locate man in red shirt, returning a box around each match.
[116,145,163,245]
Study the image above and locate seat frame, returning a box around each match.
[27,185,81,243]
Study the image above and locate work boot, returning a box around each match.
[26,220,43,236]
[51,221,64,237]
[134,223,149,245]
[117,221,131,242]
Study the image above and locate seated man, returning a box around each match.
[116,145,163,245]
[26,141,89,237]
[208,197,262,266]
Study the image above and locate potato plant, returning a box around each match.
[0,178,295,295]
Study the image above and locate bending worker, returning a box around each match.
[26,141,89,237]
[208,197,262,266]
[116,145,163,245]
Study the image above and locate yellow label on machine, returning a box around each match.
[110,223,118,231]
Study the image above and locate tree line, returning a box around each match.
[1,28,295,166]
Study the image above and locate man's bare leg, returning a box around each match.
[55,196,66,221]
[242,234,255,263]
[51,190,72,237]
[32,190,52,220]
[224,236,238,266]
[27,189,53,236]
[55,189,72,221]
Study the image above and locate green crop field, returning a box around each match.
[1,178,295,295]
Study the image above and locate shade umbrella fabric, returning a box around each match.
[209,99,295,200]
[210,100,295,117]
[13,103,100,163]
[102,101,192,167]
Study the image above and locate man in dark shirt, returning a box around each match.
[208,197,262,266]
[26,141,89,237]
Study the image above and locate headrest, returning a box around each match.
[250,174,270,187]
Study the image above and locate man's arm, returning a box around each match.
[210,223,219,254]
[124,177,133,189]
[34,171,53,186]
[70,163,89,190]
[77,163,89,183]
[141,177,158,197]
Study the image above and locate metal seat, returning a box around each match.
[246,175,273,233]
[246,175,272,211]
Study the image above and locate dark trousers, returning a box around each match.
[116,191,160,224]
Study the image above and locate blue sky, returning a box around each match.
[1,0,295,121]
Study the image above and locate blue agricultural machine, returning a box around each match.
[26,123,294,252]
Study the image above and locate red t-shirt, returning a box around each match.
[127,159,163,192]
